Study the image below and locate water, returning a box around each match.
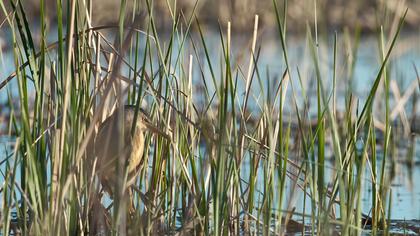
[239,147,420,218]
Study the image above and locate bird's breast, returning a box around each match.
[127,128,145,173]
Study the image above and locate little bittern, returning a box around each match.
[91,105,163,195]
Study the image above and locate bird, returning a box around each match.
[90,104,166,196]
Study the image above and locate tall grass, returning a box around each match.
[0,0,413,235]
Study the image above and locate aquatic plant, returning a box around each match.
[0,0,416,235]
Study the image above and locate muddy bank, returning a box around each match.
[1,0,419,34]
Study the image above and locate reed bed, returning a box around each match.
[0,0,417,235]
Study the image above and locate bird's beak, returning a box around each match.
[144,122,171,140]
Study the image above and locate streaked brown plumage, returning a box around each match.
[91,105,159,195]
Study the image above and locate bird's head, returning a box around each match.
[123,105,170,140]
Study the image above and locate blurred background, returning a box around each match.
[1,0,419,34]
